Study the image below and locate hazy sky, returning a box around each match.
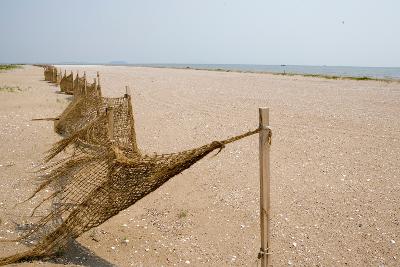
[1,0,399,67]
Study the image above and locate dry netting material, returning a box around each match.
[59,72,74,95]
[44,66,62,84]
[54,80,118,137]
[43,66,56,82]
[0,67,260,266]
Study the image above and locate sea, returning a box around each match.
[133,64,400,80]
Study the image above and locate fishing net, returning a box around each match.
[54,95,129,136]
[50,94,139,161]
[43,66,56,82]
[54,73,103,136]
[0,66,261,265]
[0,117,258,265]
[44,66,61,84]
[59,73,74,94]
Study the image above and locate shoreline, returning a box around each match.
[131,65,400,83]
[4,64,400,83]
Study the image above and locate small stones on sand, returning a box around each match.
[5,161,15,167]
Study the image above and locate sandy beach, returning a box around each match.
[0,65,399,266]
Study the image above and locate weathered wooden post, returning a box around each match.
[93,78,97,96]
[83,71,87,95]
[52,68,56,83]
[97,71,101,97]
[76,72,80,94]
[106,107,114,141]
[124,86,139,152]
[125,85,130,97]
[258,107,272,267]
[71,70,74,90]
[58,69,62,83]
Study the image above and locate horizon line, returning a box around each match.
[2,62,400,69]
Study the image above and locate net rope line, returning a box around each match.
[0,66,261,266]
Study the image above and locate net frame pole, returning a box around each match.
[83,71,87,95]
[124,85,139,152]
[107,107,115,141]
[259,107,271,267]
[71,70,74,89]
[93,78,97,95]
[76,72,80,93]
[97,71,101,96]
[125,85,130,97]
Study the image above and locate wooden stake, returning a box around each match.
[84,79,87,95]
[93,78,97,95]
[106,107,114,141]
[259,107,271,267]
[76,72,79,91]
[83,72,87,95]
[97,71,101,96]
[125,85,130,97]
[124,86,139,152]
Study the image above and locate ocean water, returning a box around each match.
[136,64,400,80]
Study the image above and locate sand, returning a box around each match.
[0,65,399,266]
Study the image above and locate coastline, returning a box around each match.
[132,65,400,82]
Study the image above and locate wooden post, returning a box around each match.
[259,107,271,267]
[106,107,114,141]
[124,85,139,153]
[97,71,101,96]
[97,71,100,86]
[71,70,74,89]
[83,72,87,95]
[76,72,79,92]
[125,85,130,97]
[93,78,97,95]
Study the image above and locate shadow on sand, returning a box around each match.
[44,240,115,267]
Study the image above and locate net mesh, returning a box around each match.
[44,66,56,82]
[59,73,74,94]
[0,66,260,266]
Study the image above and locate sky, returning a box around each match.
[0,0,399,67]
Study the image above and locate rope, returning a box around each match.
[32,118,59,121]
